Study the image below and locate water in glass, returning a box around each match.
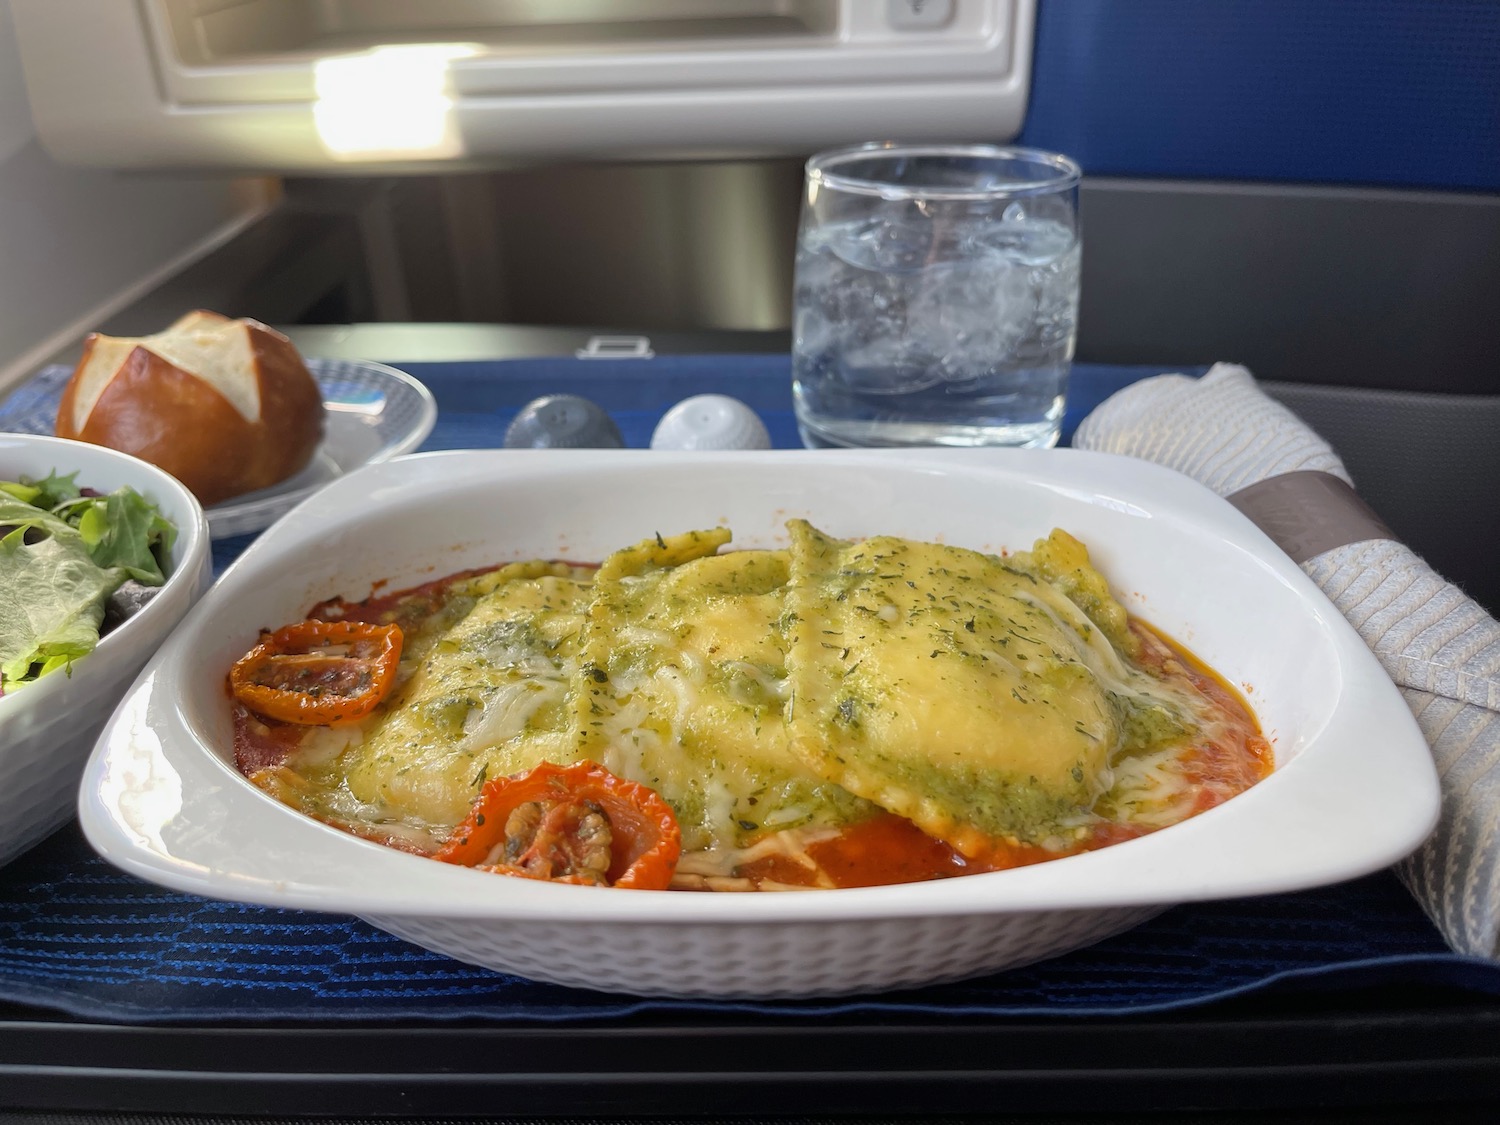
[794,200,1080,448]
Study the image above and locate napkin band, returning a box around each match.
[1227,471,1397,564]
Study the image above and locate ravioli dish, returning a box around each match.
[230,523,1272,891]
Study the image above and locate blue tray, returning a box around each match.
[3,354,1494,1024]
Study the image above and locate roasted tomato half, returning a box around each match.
[230,620,402,726]
[436,760,681,890]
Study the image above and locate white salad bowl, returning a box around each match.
[79,449,1438,998]
[0,433,210,868]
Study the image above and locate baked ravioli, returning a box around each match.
[232,523,1271,888]
[244,561,595,848]
[577,529,873,860]
[785,520,1121,859]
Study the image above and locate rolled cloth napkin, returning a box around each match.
[1075,363,1500,958]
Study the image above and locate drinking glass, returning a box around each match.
[792,143,1082,448]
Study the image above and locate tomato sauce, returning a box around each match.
[231,706,303,774]
[736,813,987,888]
[1130,621,1275,816]
[308,567,489,629]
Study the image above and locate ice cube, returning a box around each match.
[835,341,943,395]
[825,215,934,275]
[908,253,1038,381]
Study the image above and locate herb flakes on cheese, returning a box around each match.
[783,519,1132,859]
[578,529,873,855]
[252,522,1242,874]
[333,560,594,829]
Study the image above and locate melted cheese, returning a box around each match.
[253,523,1261,878]
[309,561,593,829]
[783,520,1122,856]
[577,530,872,855]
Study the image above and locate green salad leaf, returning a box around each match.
[0,481,41,505]
[54,489,177,585]
[0,475,176,694]
[25,470,83,509]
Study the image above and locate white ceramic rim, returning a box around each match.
[79,447,1439,925]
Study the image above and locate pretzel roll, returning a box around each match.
[56,311,323,505]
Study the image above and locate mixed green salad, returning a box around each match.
[0,471,176,696]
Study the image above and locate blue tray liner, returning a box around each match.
[4,354,1496,1024]
[0,823,1491,1024]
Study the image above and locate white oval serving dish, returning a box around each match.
[78,448,1438,998]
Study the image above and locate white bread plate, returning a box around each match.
[6,356,437,540]
[78,449,1438,998]
[0,433,210,868]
